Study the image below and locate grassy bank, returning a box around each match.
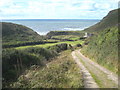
[11,50,83,88]
[81,26,118,74]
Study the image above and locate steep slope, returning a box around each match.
[84,9,119,33]
[81,26,118,73]
[2,22,43,43]
[81,9,119,74]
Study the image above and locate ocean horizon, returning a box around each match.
[2,19,100,35]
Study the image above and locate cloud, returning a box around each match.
[0,0,13,7]
[0,0,119,19]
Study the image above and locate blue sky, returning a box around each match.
[0,0,119,19]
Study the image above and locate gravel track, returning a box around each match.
[72,49,118,88]
[72,51,99,88]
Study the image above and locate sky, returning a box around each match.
[0,0,119,19]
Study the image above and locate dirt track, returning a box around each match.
[72,49,118,88]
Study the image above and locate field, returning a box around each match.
[51,35,80,40]
[15,40,84,50]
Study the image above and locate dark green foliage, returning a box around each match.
[2,49,44,81]
[2,47,58,87]
[2,43,68,87]
[24,47,58,60]
[76,44,82,47]
[2,22,44,43]
[81,27,118,73]
[48,43,68,53]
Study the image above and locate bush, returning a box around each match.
[48,43,68,53]
[2,46,59,85]
[2,49,44,82]
[76,44,82,47]
[24,47,58,60]
[2,44,68,87]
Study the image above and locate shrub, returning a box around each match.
[24,47,58,60]
[2,49,44,82]
[48,43,68,53]
[76,44,82,47]
[2,44,68,87]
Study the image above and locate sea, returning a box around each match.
[2,19,100,35]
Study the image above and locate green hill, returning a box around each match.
[81,9,119,73]
[2,22,43,43]
[46,31,84,38]
[81,26,118,73]
[84,9,119,33]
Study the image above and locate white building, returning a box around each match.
[84,32,88,38]
[83,32,92,38]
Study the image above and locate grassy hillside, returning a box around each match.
[84,9,119,33]
[81,9,119,73]
[81,26,118,73]
[11,50,83,88]
[2,22,43,43]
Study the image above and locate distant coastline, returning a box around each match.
[1,19,100,35]
[2,19,100,21]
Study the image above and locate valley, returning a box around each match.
[2,8,119,88]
